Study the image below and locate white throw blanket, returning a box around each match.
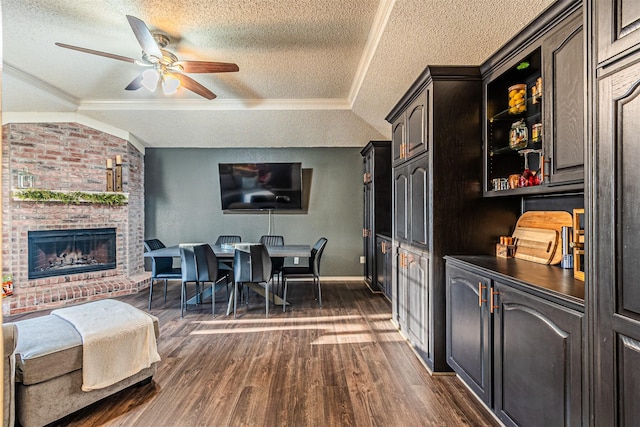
[51,299,161,391]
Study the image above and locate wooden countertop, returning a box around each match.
[444,255,585,311]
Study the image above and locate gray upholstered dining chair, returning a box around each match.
[281,237,328,311]
[215,235,242,245]
[144,238,181,310]
[215,235,241,273]
[179,243,230,318]
[259,235,285,293]
[233,244,272,318]
[196,244,232,317]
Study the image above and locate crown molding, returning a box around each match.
[77,98,352,111]
[4,62,79,108]
[348,0,396,107]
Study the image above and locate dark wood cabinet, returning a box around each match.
[387,66,505,372]
[361,141,391,289]
[393,153,428,248]
[542,10,585,185]
[596,0,640,64]
[398,247,429,361]
[375,235,392,300]
[482,0,584,196]
[446,265,492,405]
[493,282,583,427]
[393,166,408,242]
[446,258,584,427]
[391,90,428,166]
[591,37,640,425]
[391,116,405,165]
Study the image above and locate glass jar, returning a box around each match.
[531,123,542,142]
[509,120,528,150]
[508,84,527,114]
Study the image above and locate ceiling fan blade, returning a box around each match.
[126,15,163,59]
[125,74,144,90]
[175,61,239,74]
[175,74,217,100]
[55,42,137,63]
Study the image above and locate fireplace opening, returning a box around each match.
[28,228,116,279]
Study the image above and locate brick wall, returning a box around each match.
[1,122,149,315]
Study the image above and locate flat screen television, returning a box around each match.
[218,162,303,211]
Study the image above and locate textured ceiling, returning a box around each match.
[2,0,554,148]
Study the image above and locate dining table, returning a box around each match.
[144,243,311,314]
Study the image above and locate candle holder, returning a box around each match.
[115,155,123,192]
[106,159,114,192]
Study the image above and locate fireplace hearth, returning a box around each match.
[28,228,117,279]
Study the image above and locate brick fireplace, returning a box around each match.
[2,122,149,315]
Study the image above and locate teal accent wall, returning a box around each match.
[144,147,365,276]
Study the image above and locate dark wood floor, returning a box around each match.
[8,280,499,427]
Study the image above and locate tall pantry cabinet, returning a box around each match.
[385,66,516,372]
[590,0,640,424]
[361,141,392,296]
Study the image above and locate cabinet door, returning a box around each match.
[493,282,583,427]
[376,236,393,298]
[543,10,584,185]
[406,89,429,158]
[363,183,374,284]
[363,149,372,183]
[375,236,389,293]
[446,265,492,406]
[394,166,409,242]
[597,0,640,64]
[406,250,429,360]
[594,59,640,426]
[408,155,429,248]
[392,117,405,165]
[396,248,408,329]
[383,240,393,299]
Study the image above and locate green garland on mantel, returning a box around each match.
[13,189,128,206]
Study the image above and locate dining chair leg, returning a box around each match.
[282,277,286,312]
[317,276,322,308]
[234,281,238,319]
[180,281,185,318]
[265,281,269,318]
[212,282,215,318]
[148,280,154,310]
[163,279,168,302]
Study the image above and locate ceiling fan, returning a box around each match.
[55,15,239,100]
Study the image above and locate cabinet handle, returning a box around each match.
[478,282,487,307]
[490,288,499,313]
[381,241,386,253]
[400,253,407,268]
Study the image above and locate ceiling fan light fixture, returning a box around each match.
[162,73,181,95]
[141,68,160,91]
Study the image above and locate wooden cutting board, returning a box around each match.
[515,211,573,265]
[512,226,559,265]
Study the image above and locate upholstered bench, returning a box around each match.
[9,301,160,427]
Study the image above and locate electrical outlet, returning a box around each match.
[360,256,366,264]
[294,257,299,265]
